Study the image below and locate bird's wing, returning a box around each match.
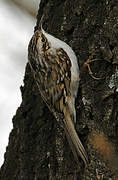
[29,45,72,113]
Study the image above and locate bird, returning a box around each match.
[28,18,88,166]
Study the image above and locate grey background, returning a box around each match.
[0,0,40,166]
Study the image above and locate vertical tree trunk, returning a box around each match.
[1,0,118,179]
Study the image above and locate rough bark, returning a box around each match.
[1,0,118,179]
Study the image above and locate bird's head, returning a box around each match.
[34,30,49,51]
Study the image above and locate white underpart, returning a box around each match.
[41,28,80,98]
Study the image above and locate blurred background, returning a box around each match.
[0,0,40,166]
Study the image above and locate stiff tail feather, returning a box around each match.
[63,107,88,166]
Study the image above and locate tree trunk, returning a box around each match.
[1,0,118,179]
